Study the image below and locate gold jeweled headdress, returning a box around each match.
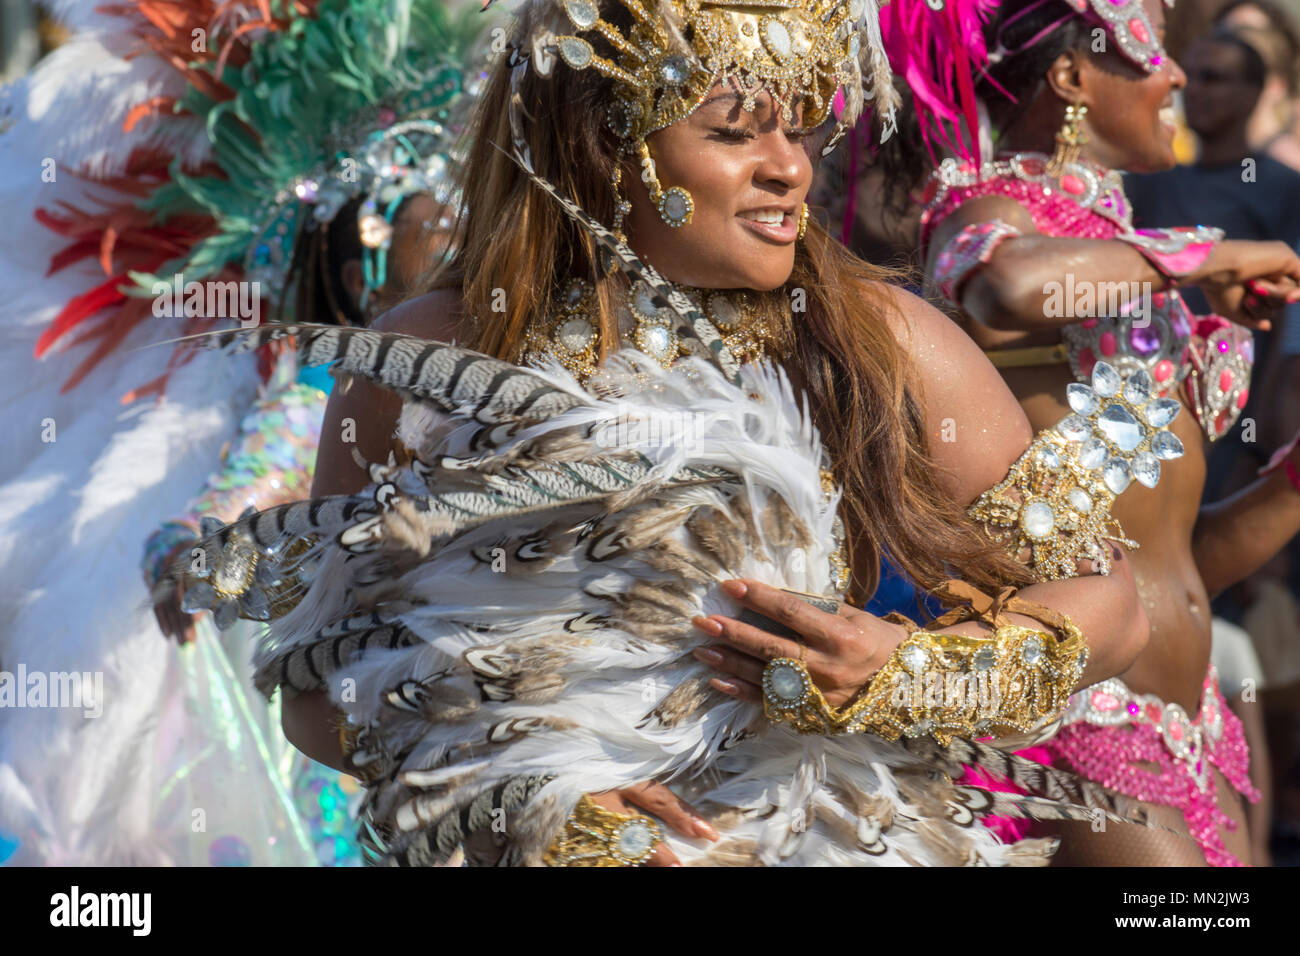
[526,0,897,229]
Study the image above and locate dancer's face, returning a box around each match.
[623,83,813,291]
[1068,0,1186,173]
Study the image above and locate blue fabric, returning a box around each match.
[865,557,942,620]
[296,362,335,395]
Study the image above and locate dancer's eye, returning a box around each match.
[712,125,753,140]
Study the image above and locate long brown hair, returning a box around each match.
[427,6,1032,602]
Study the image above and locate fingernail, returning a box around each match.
[691,616,723,636]
[693,646,724,665]
[721,579,748,598]
[1248,280,1266,295]
[693,817,720,841]
[669,862,683,867]
[711,678,740,696]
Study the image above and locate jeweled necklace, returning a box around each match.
[523,277,782,383]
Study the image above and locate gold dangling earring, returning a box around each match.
[1046,103,1089,178]
[796,203,809,240]
[637,140,693,228]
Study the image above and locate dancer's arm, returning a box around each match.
[926,196,1300,330]
[697,288,1150,714]
[1193,435,1300,596]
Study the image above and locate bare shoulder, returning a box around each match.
[371,288,467,342]
[870,281,1033,503]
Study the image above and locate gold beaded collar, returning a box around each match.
[523,276,782,383]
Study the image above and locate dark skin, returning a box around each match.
[284,84,1150,865]
[924,2,1300,864]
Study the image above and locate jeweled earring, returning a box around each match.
[1046,103,1089,178]
[637,140,693,228]
[796,202,809,240]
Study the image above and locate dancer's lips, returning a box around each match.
[737,205,797,243]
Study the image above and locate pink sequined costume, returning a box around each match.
[922,155,1261,865]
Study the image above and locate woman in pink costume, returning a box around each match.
[880,0,1300,864]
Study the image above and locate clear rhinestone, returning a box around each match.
[558,36,593,69]
[660,55,690,85]
[641,325,672,358]
[565,280,586,307]
[1021,636,1044,666]
[1038,445,1062,469]
[1068,487,1093,513]
[1066,383,1098,416]
[972,646,998,671]
[242,585,270,621]
[564,0,599,29]
[616,821,656,858]
[769,662,805,700]
[708,294,742,331]
[1103,457,1133,494]
[764,19,792,59]
[1143,397,1181,428]
[1021,500,1056,539]
[1151,429,1184,460]
[213,600,238,630]
[557,317,595,352]
[1123,369,1153,405]
[1098,403,1145,452]
[1078,437,1108,469]
[180,579,216,613]
[1132,452,1160,488]
[660,189,691,224]
[1058,414,1091,442]
[901,644,929,675]
[1091,361,1122,397]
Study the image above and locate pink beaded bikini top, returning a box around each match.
[921,153,1254,442]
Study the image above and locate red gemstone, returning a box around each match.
[1146,703,1162,723]
[1154,359,1174,382]
[1219,370,1234,391]
[1100,331,1118,357]
[1169,721,1184,742]
[1061,174,1086,195]
[1236,389,1249,410]
[1129,17,1150,44]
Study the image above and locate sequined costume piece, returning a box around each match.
[933,219,1024,303]
[1042,666,1259,867]
[920,153,1253,442]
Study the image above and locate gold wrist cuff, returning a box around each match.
[544,795,664,867]
[837,621,1088,746]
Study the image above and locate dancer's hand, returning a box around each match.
[691,579,908,709]
[1194,240,1300,329]
[153,589,197,644]
[152,542,197,644]
[588,781,720,866]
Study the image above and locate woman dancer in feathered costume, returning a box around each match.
[171,0,1175,866]
[878,0,1300,864]
[0,0,487,865]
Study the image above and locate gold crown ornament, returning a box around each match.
[537,0,897,229]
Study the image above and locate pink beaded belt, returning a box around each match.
[1042,665,1259,866]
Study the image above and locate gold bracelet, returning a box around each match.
[761,616,1087,746]
[837,621,1088,746]
[544,795,664,866]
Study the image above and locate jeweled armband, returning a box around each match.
[932,219,1023,306]
[544,795,664,867]
[836,622,1089,746]
[1117,226,1223,282]
[967,361,1184,580]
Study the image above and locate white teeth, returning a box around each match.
[1158,107,1175,126]
[745,210,785,225]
